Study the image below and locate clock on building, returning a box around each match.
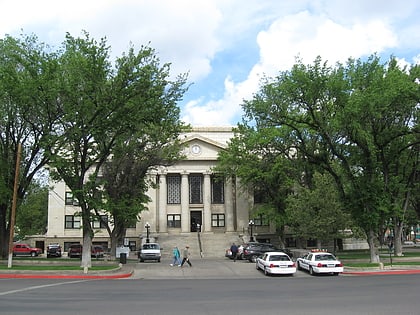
[191,144,201,154]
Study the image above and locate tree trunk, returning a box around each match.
[367,229,380,263]
[394,220,403,257]
[316,239,322,249]
[80,214,93,270]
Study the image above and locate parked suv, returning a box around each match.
[68,244,105,258]
[68,244,82,258]
[91,245,105,258]
[138,243,161,262]
[46,243,62,258]
[12,243,42,257]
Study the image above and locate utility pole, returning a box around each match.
[8,143,22,268]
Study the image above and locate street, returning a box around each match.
[1,258,420,314]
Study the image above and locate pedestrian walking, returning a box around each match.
[180,245,192,267]
[170,246,182,266]
[230,242,238,262]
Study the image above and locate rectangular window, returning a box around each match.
[65,215,81,229]
[65,191,79,206]
[167,214,181,228]
[253,187,269,204]
[189,174,203,204]
[211,214,225,227]
[167,175,181,204]
[253,214,269,226]
[211,175,224,204]
[92,215,108,229]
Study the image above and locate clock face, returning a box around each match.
[191,144,201,154]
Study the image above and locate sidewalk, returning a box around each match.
[2,258,420,279]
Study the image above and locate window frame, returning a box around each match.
[211,213,225,227]
[211,175,224,204]
[65,215,81,229]
[167,214,181,228]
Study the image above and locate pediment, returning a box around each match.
[182,135,227,160]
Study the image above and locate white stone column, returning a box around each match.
[225,176,235,232]
[203,173,211,232]
[181,172,189,233]
[158,173,167,233]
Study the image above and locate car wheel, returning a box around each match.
[264,267,269,276]
[309,266,316,276]
[333,272,339,276]
[31,251,36,257]
[158,259,161,263]
[297,261,302,270]
[250,255,258,263]
[140,258,144,262]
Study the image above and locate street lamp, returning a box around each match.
[145,222,151,243]
[248,220,255,242]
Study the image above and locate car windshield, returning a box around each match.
[315,254,336,261]
[269,255,289,261]
[143,244,160,250]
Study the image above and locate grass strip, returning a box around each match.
[0,265,118,271]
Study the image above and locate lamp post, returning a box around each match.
[248,220,255,242]
[145,222,151,243]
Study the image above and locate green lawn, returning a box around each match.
[336,249,420,260]
[0,264,118,271]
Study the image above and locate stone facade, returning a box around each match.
[43,126,279,257]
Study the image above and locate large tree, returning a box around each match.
[15,181,48,240]
[223,55,419,262]
[97,126,187,257]
[285,172,351,251]
[0,34,61,257]
[47,32,188,269]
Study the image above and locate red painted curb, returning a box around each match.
[0,271,133,279]
[344,269,420,276]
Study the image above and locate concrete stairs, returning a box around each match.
[154,232,246,259]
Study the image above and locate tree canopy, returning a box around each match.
[218,55,419,262]
[0,32,189,266]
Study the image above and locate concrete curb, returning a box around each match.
[343,269,420,276]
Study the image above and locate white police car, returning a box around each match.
[296,250,343,276]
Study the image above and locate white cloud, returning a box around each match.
[184,9,400,126]
[1,0,419,127]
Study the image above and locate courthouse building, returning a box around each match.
[43,127,279,257]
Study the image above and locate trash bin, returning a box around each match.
[120,253,127,264]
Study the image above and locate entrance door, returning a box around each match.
[190,211,202,232]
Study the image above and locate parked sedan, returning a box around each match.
[296,250,343,276]
[256,252,296,276]
[242,243,293,262]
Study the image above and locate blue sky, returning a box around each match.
[1,0,419,126]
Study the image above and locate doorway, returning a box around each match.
[190,211,202,232]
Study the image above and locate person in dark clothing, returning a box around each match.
[230,243,238,262]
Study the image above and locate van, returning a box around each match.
[138,243,161,262]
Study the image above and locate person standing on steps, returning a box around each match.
[170,246,181,266]
[180,245,192,267]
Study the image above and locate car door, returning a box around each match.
[259,253,268,269]
[302,253,313,270]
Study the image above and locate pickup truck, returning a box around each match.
[13,243,42,257]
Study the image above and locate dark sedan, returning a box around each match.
[243,243,293,262]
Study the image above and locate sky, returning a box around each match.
[1,0,419,127]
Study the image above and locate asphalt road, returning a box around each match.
[1,258,420,315]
